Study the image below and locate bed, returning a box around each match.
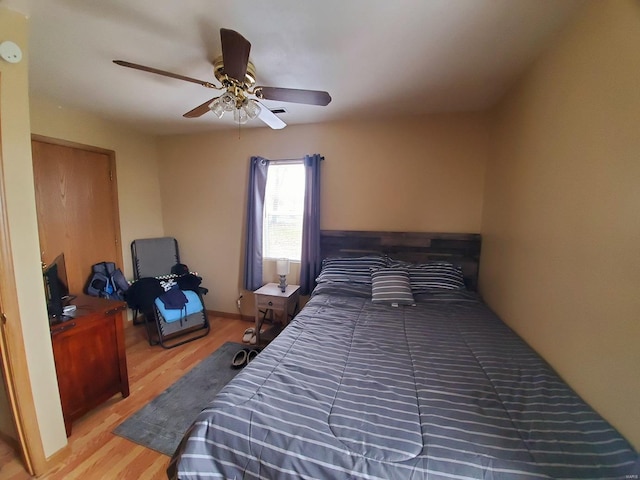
[168,231,639,479]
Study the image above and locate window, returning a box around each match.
[263,162,306,260]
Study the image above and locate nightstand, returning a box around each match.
[254,283,300,344]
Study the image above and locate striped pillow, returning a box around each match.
[371,268,415,305]
[409,262,465,291]
[316,255,388,285]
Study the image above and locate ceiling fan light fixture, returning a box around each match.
[220,91,236,112]
[233,106,249,124]
[209,98,225,118]
[245,99,261,120]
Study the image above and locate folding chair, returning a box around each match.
[129,237,210,348]
[131,237,180,278]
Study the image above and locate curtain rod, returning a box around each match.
[269,156,325,164]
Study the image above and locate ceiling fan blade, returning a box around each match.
[220,28,251,82]
[183,97,218,118]
[256,86,331,106]
[256,101,286,129]
[113,60,217,88]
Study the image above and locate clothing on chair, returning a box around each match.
[176,273,202,292]
[124,277,164,315]
[154,290,203,324]
[171,263,190,276]
[159,287,188,310]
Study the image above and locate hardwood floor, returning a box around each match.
[1,315,251,480]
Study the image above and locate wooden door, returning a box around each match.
[31,136,122,294]
[0,300,33,473]
[0,73,36,474]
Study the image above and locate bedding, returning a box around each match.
[169,283,638,479]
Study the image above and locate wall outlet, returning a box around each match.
[236,294,243,310]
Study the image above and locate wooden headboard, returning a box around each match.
[320,230,482,291]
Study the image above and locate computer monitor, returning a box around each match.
[43,253,70,320]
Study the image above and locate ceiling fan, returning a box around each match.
[113,28,331,130]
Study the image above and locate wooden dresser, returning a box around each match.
[49,294,129,436]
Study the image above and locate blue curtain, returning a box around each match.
[300,154,322,295]
[242,156,269,291]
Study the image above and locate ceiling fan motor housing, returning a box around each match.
[213,56,256,90]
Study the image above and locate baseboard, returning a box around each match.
[207,310,253,322]
[42,443,70,474]
[25,439,71,477]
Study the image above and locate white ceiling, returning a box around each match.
[2,0,585,135]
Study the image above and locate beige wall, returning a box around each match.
[5,0,636,463]
[157,114,490,315]
[29,96,165,280]
[0,7,166,461]
[480,0,640,449]
[0,8,67,457]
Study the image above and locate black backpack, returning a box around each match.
[86,261,129,300]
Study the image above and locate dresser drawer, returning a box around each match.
[256,294,288,311]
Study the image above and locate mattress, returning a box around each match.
[169,285,639,479]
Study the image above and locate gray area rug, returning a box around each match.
[114,341,247,456]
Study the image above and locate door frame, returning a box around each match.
[0,73,42,475]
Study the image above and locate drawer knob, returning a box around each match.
[268,301,273,306]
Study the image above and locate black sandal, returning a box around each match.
[231,349,248,369]
[247,349,260,363]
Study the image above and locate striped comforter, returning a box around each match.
[169,286,639,479]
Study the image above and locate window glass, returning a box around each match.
[263,163,305,260]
